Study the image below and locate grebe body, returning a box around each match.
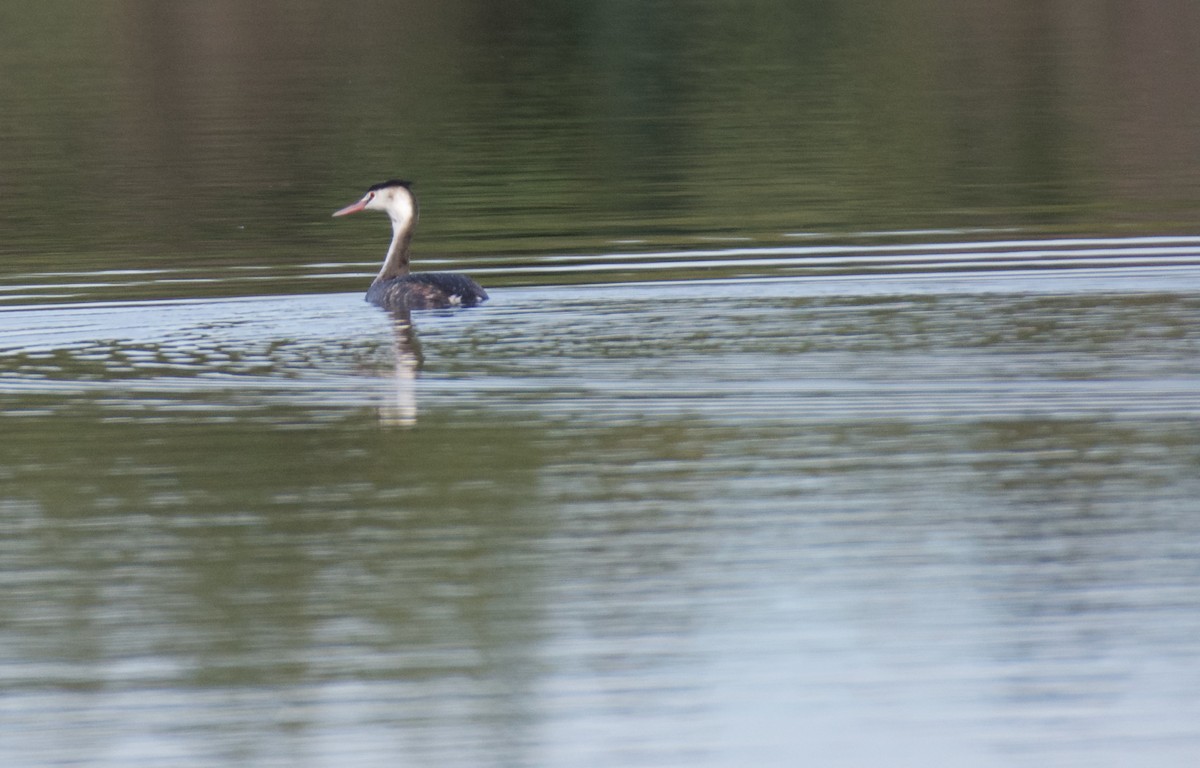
[333,180,488,310]
[365,272,488,309]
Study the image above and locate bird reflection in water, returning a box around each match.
[381,309,422,427]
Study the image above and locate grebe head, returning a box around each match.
[332,179,417,223]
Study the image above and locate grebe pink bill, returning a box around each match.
[333,180,488,310]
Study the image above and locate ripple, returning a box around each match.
[4,233,1200,305]
[0,235,1198,429]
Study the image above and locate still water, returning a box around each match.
[4,3,1200,767]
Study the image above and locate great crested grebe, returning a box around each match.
[333,180,488,310]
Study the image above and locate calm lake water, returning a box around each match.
[4,4,1200,767]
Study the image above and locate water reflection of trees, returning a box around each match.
[0,389,548,759]
[5,1,1200,270]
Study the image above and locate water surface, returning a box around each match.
[5,247,1200,766]
[3,3,1200,767]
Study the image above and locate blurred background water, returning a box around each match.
[2,2,1200,766]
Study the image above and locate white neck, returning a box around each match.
[377,197,416,281]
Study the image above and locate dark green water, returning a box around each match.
[3,4,1200,766]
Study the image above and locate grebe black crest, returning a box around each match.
[333,180,488,310]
